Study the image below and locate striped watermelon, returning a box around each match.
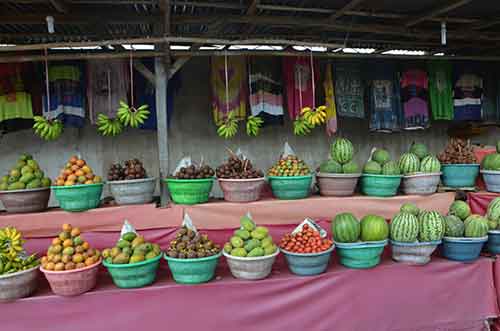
[487,197,500,222]
[489,219,498,230]
[332,213,360,243]
[400,203,419,216]
[410,143,429,160]
[481,154,496,170]
[419,155,441,173]
[330,138,354,165]
[419,211,445,242]
[444,215,464,237]
[342,160,360,174]
[449,200,471,221]
[390,212,419,242]
[464,215,488,237]
[398,153,420,175]
[363,161,382,174]
[372,149,390,165]
[382,161,401,175]
[360,215,389,241]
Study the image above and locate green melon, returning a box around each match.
[372,149,391,165]
[419,211,445,242]
[342,160,360,174]
[398,153,420,175]
[487,197,500,222]
[482,154,496,170]
[360,215,389,241]
[488,154,500,171]
[464,215,489,237]
[410,143,429,160]
[419,155,441,173]
[363,161,382,175]
[444,215,464,237]
[488,219,498,230]
[382,160,401,175]
[390,212,419,242]
[332,213,360,243]
[319,159,342,174]
[449,200,471,221]
[400,203,419,216]
[330,138,354,165]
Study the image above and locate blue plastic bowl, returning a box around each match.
[441,164,479,188]
[487,231,500,255]
[334,240,388,269]
[280,245,334,276]
[442,236,487,262]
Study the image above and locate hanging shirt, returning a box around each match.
[248,57,284,126]
[0,63,34,123]
[482,73,497,123]
[324,63,337,135]
[453,73,483,121]
[282,56,319,120]
[401,69,430,130]
[334,61,365,118]
[428,61,453,120]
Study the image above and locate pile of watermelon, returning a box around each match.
[443,200,489,238]
[398,143,441,176]
[390,203,446,242]
[485,197,500,230]
[481,142,500,171]
[319,138,360,174]
[332,212,389,243]
[363,148,400,175]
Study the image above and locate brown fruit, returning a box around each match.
[41,256,48,264]
[52,238,61,246]
[52,254,62,263]
[87,248,96,257]
[61,255,72,264]
[72,253,84,264]
[69,156,78,165]
[82,165,91,174]
[70,227,81,237]
[45,262,55,271]
[54,262,65,271]
[75,169,84,177]
[75,245,85,254]
[67,174,77,182]
[84,257,95,266]
[65,262,76,270]
[82,242,90,250]
[64,169,72,176]
[63,239,73,248]
[76,262,86,269]
[76,159,85,167]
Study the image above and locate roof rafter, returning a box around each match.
[329,0,367,22]
[49,0,69,13]
[405,0,473,27]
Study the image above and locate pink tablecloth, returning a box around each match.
[3,256,498,331]
[468,192,500,215]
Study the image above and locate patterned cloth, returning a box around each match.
[0,63,34,123]
[428,60,453,121]
[210,56,248,126]
[334,61,365,118]
[453,73,483,121]
[324,63,337,135]
[401,69,430,130]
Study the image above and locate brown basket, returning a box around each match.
[217,178,265,202]
[0,187,50,213]
[316,173,361,197]
[0,266,39,302]
[41,260,101,296]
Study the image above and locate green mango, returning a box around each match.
[0,182,8,191]
[117,239,131,249]
[240,216,256,232]
[19,153,32,162]
[145,251,158,260]
[1,175,9,183]
[223,243,233,253]
[8,182,25,190]
[244,239,261,252]
[230,236,244,248]
[9,169,20,179]
[112,253,130,264]
[73,236,83,246]
[255,226,269,236]
[264,244,277,255]
[16,160,26,170]
[251,230,267,240]
[129,254,145,264]
[33,170,44,179]
[19,173,35,184]
[21,165,33,175]
[261,236,274,248]
[122,232,137,242]
[26,160,39,171]
[230,247,247,257]
[151,243,161,255]
[41,177,51,187]
[247,247,264,257]
[122,246,132,256]
[234,229,250,240]
[26,178,41,189]
[133,243,150,255]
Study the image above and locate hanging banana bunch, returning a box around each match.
[246,115,263,136]
[301,106,327,128]
[293,116,313,136]
[0,227,24,260]
[217,111,238,139]
[97,113,124,137]
[117,101,150,128]
[33,116,63,141]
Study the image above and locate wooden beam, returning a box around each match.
[0,12,159,24]
[246,0,259,15]
[471,20,500,30]
[329,0,367,22]
[155,56,170,206]
[168,57,190,78]
[134,59,156,85]
[405,0,473,27]
[49,0,69,13]
[0,51,164,63]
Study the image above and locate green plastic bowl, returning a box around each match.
[361,174,402,197]
[51,183,103,212]
[103,253,163,289]
[164,251,221,284]
[441,164,479,188]
[164,178,214,205]
[268,175,313,200]
[335,240,388,269]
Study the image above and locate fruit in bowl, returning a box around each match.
[53,156,102,186]
[268,155,310,177]
[0,154,51,191]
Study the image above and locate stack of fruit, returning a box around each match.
[107,159,147,181]
[103,232,161,264]
[53,156,102,186]
[268,155,312,200]
[0,227,39,275]
[438,138,479,188]
[438,138,477,165]
[166,226,221,259]
[107,159,156,205]
[485,198,500,254]
[216,153,264,179]
[481,143,500,171]
[361,148,402,197]
[280,224,333,254]
[399,144,441,195]
[268,155,310,177]
[363,148,400,175]
[171,165,215,179]
[480,142,500,193]
[0,154,51,191]
[318,138,359,174]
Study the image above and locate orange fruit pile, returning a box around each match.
[54,155,102,186]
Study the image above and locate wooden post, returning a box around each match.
[155,56,170,206]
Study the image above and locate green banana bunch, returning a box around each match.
[217,111,238,139]
[97,113,123,137]
[0,227,24,260]
[246,115,264,136]
[0,253,39,275]
[33,116,63,141]
[293,117,313,136]
[117,101,150,128]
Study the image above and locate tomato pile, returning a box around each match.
[280,224,333,254]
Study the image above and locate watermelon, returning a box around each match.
[331,138,354,165]
[360,215,389,241]
[419,211,445,242]
[449,200,471,221]
[363,161,382,174]
[481,154,496,170]
[417,209,428,221]
[332,213,360,243]
[342,160,360,174]
[410,143,429,160]
[419,155,441,173]
[390,212,419,242]
[382,161,401,175]
[487,197,500,222]
[488,219,498,230]
[464,215,489,237]
[372,149,390,165]
[400,203,419,216]
[398,153,420,175]
[488,154,500,171]
[319,159,342,173]
[444,215,465,237]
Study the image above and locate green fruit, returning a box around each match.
[20,165,33,175]
[15,160,26,170]
[390,212,419,242]
[33,170,44,179]
[8,182,25,190]
[234,229,250,240]
[152,243,161,255]
[332,213,360,243]
[264,244,277,255]
[1,175,8,183]
[117,239,131,249]
[223,243,233,253]
[449,200,471,221]
[9,169,20,179]
[372,149,390,165]
[342,160,360,174]
[26,160,39,171]
[0,182,7,191]
[131,236,145,249]
[382,160,401,175]
[410,143,429,160]
[360,214,389,241]
[419,155,441,173]
[62,247,75,255]
[255,226,269,236]
[73,236,83,246]
[26,178,41,189]
[145,251,158,260]
[400,203,419,216]
[482,153,496,170]
[247,247,264,257]
[41,177,51,187]
[244,239,261,252]
[489,219,498,230]
[444,215,465,237]
[122,232,137,242]
[319,159,343,173]
[230,247,247,257]
[130,254,145,264]
[113,253,130,264]
[19,153,32,162]
[261,236,273,248]
[251,230,267,240]
[398,153,420,175]
[19,173,34,184]
[419,211,445,242]
[133,243,149,255]
[464,215,489,238]
[122,246,132,256]
[230,236,244,248]
[331,138,354,165]
[363,161,382,174]
[240,215,256,232]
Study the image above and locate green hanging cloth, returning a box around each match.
[427,60,453,120]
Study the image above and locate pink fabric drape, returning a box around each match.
[468,192,500,215]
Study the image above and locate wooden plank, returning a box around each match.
[49,0,69,13]
[329,0,367,21]
[134,59,156,85]
[0,51,164,63]
[155,56,170,206]
[405,0,473,27]
[169,57,190,78]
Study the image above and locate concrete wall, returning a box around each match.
[0,57,499,206]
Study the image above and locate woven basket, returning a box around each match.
[41,260,101,296]
[218,178,265,202]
